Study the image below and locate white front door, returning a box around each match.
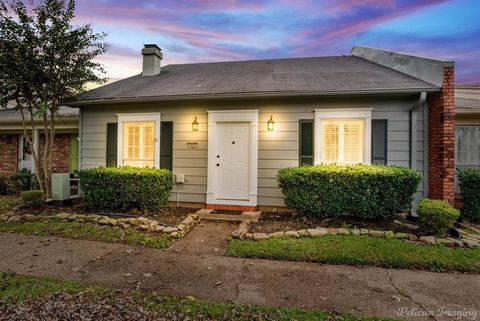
[19,135,33,171]
[216,122,250,200]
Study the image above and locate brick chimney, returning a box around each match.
[142,44,162,76]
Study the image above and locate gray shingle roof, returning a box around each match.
[67,56,438,104]
[0,106,78,122]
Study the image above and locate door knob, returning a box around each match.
[217,155,220,158]
[216,164,220,167]
[232,141,235,144]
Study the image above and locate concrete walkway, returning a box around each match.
[0,232,479,321]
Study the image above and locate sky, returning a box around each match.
[73,0,480,84]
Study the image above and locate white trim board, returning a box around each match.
[314,108,372,165]
[117,113,161,168]
[206,110,259,207]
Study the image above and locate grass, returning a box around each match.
[0,272,398,321]
[0,221,171,249]
[227,236,480,273]
[0,195,20,215]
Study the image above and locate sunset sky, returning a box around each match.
[74,0,480,84]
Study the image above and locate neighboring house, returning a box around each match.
[64,45,455,211]
[0,106,79,176]
[454,85,480,195]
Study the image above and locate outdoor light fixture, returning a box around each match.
[192,116,199,131]
[267,115,275,131]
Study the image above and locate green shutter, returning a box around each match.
[160,121,173,171]
[299,120,314,165]
[372,120,388,165]
[106,123,118,167]
[69,134,79,173]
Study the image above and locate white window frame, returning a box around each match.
[117,113,161,168]
[314,108,372,165]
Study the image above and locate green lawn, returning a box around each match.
[227,236,480,273]
[0,221,171,249]
[0,272,398,321]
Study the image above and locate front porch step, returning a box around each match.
[195,209,261,223]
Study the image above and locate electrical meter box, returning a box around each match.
[51,173,71,201]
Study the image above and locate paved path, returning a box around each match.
[0,232,479,321]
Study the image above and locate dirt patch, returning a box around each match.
[11,199,197,227]
[251,211,420,235]
[169,222,237,255]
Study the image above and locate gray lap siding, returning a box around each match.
[79,96,426,207]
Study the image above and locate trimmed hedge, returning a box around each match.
[459,168,480,222]
[277,164,422,220]
[21,190,44,207]
[79,167,173,210]
[417,199,459,236]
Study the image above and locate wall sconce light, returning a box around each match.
[192,116,199,132]
[267,115,275,131]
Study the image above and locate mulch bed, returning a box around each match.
[10,199,198,227]
[0,292,163,321]
[251,211,421,235]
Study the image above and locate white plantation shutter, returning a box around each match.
[322,121,339,163]
[321,119,364,164]
[123,121,155,167]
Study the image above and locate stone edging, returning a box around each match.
[231,226,480,249]
[0,211,200,238]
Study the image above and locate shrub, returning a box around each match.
[277,164,422,221]
[21,190,45,207]
[0,176,13,195]
[417,199,459,236]
[79,166,173,210]
[459,168,480,222]
[10,169,38,191]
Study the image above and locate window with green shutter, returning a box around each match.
[160,121,173,171]
[69,134,79,173]
[372,120,388,165]
[299,120,314,165]
[106,123,118,167]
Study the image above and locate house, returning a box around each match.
[0,106,79,176]
[455,84,480,173]
[64,45,455,211]
[454,84,480,195]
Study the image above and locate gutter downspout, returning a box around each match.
[410,92,427,215]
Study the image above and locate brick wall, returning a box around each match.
[428,66,455,205]
[0,134,19,176]
[40,134,71,173]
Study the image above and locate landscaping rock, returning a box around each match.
[253,233,269,241]
[436,238,455,247]
[24,214,38,222]
[181,216,194,225]
[118,222,130,229]
[138,224,150,231]
[163,227,178,233]
[360,228,369,235]
[337,228,349,236]
[177,224,186,231]
[268,231,285,238]
[170,232,179,238]
[67,214,79,221]
[244,233,253,240]
[419,236,436,245]
[326,228,338,235]
[446,237,464,247]
[368,230,385,237]
[462,238,480,249]
[285,231,299,238]
[351,229,360,236]
[468,234,480,241]
[384,231,395,238]
[0,214,9,221]
[190,214,200,221]
[297,229,309,237]
[8,216,22,222]
[154,225,165,232]
[403,222,420,230]
[231,227,248,239]
[394,233,409,239]
[54,213,70,220]
[307,228,328,237]
[98,218,117,226]
[408,234,418,241]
